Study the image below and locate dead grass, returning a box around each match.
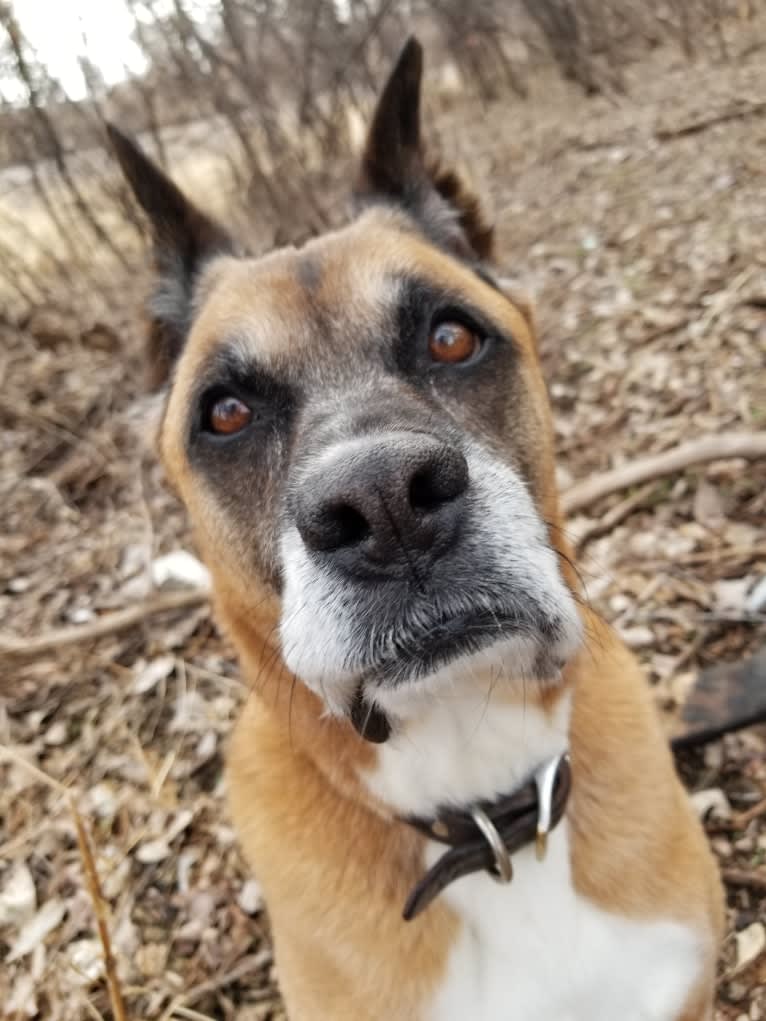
[1,28,766,1021]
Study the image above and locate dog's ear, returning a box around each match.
[107,124,235,387]
[355,37,493,261]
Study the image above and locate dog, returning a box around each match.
[110,36,723,1021]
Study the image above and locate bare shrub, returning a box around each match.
[0,0,749,319]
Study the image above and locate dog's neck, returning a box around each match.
[225,602,573,822]
[359,674,572,820]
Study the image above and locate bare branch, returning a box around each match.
[562,433,766,516]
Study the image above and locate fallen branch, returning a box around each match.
[732,796,766,829]
[573,481,656,551]
[721,867,766,895]
[0,587,208,660]
[619,541,766,572]
[562,431,766,516]
[160,949,274,1021]
[655,100,766,140]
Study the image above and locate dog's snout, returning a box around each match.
[294,434,468,573]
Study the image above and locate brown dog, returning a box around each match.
[110,37,723,1021]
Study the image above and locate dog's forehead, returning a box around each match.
[180,208,530,379]
[190,228,398,365]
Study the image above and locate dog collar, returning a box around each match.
[402,752,571,921]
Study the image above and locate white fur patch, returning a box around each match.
[425,829,704,1021]
[365,680,571,817]
[362,691,704,1021]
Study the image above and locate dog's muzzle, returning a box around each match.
[279,431,583,733]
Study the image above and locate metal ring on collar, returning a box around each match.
[470,805,513,884]
[534,751,568,861]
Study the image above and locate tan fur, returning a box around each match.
[228,695,458,1021]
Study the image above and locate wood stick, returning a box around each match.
[619,542,766,572]
[562,432,766,515]
[71,800,129,1021]
[732,796,766,829]
[573,481,656,551]
[0,742,72,794]
[159,950,273,1021]
[0,587,208,659]
[721,867,766,894]
[655,100,766,140]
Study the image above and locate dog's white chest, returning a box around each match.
[425,826,703,1021]
[362,687,704,1021]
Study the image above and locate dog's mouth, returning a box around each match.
[347,604,566,743]
[366,606,550,685]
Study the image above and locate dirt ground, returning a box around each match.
[1,30,766,1021]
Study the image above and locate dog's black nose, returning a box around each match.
[294,434,468,576]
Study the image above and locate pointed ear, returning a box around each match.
[355,37,493,261]
[107,124,235,387]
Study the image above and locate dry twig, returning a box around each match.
[0,588,209,659]
[159,950,274,1021]
[655,100,766,140]
[721,867,766,894]
[562,432,766,515]
[621,542,766,572]
[71,800,129,1021]
[731,796,766,829]
[573,481,656,551]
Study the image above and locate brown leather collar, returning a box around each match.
[402,753,572,921]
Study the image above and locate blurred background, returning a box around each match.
[1,2,765,1018]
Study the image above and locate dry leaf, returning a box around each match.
[67,938,104,986]
[151,550,211,590]
[693,478,726,529]
[690,788,731,821]
[745,576,766,615]
[132,655,176,695]
[0,863,37,928]
[713,577,754,615]
[7,899,66,962]
[238,878,264,916]
[734,922,766,975]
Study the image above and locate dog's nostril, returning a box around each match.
[324,503,371,549]
[409,467,445,511]
[409,454,468,513]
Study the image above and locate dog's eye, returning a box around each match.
[428,322,481,365]
[206,395,252,435]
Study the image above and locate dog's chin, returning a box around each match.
[346,622,577,744]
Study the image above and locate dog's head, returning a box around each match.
[111,38,582,741]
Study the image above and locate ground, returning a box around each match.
[1,30,765,1021]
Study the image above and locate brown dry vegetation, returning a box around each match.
[1,7,766,1021]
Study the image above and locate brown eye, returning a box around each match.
[428,321,481,365]
[208,395,252,435]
